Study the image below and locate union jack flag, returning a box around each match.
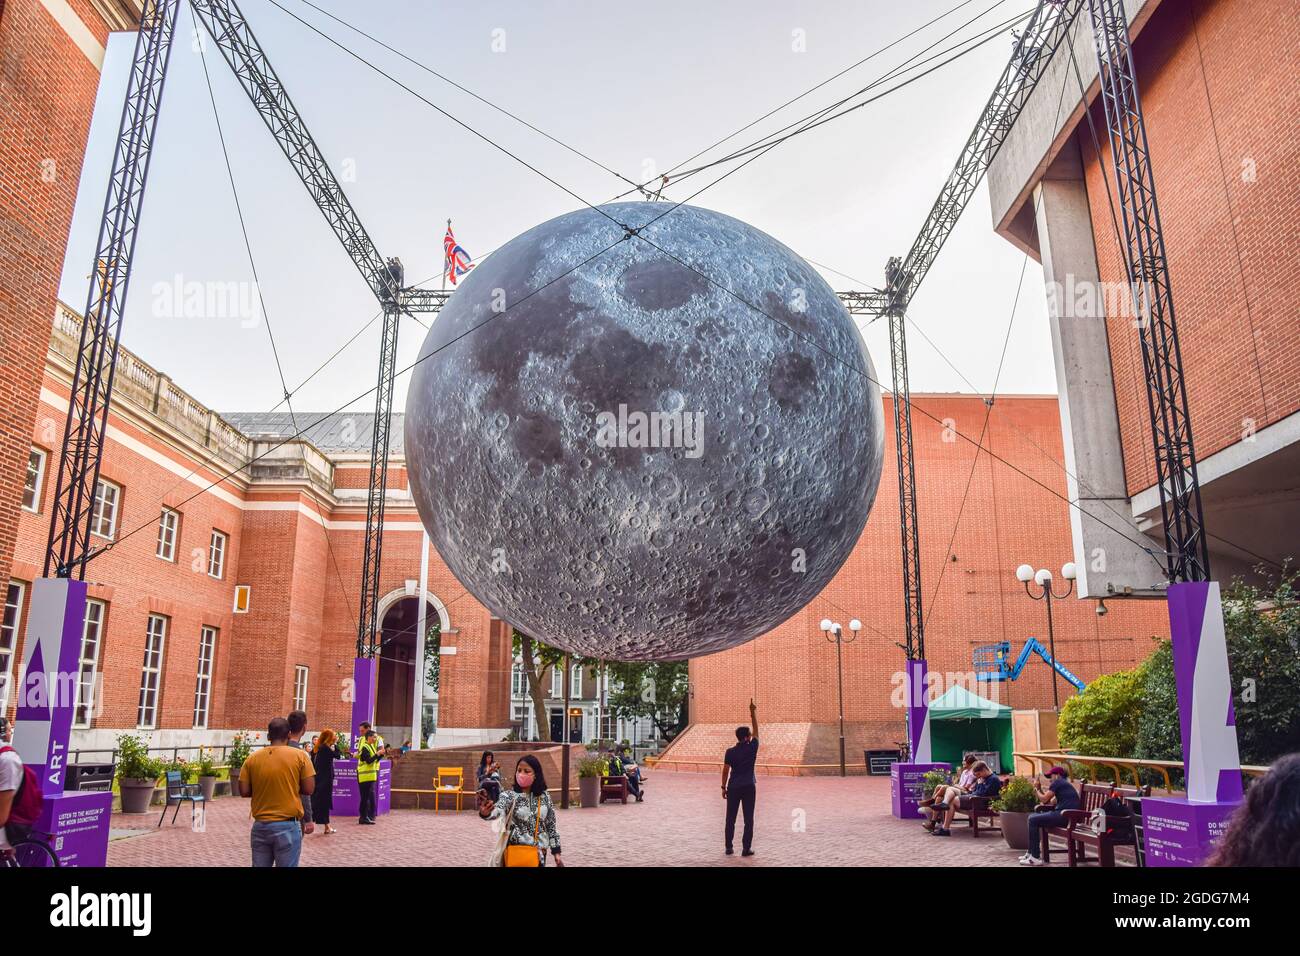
[443,222,474,285]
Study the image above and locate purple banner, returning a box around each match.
[1142,795,1239,867]
[34,790,114,867]
[332,759,392,817]
[13,578,88,796]
[350,657,377,743]
[905,659,932,763]
[1167,582,1242,803]
[890,761,950,820]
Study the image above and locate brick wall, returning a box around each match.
[1081,0,1300,496]
[675,395,1172,769]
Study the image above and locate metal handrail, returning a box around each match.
[1013,750,1270,793]
[67,743,269,765]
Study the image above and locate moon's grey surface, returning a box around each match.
[404,201,884,661]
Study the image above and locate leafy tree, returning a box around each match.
[1058,659,1148,759]
[423,619,442,694]
[605,660,689,741]
[510,629,584,741]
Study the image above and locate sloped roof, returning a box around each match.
[221,412,404,454]
[930,684,1010,719]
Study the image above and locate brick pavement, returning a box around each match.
[104,771,1094,867]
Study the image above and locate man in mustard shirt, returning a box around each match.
[240,716,315,866]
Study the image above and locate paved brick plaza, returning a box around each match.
[103,771,1105,868]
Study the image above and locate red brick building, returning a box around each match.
[3,302,516,752]
[988,0,1298,596]
[3,0,1288,771]
[668,0,1299,771]
[0,304,1171,762]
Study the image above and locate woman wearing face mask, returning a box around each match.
[477,754,564,867]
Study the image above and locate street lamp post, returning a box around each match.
[820,617,861,776]
[1015,562,1077,711]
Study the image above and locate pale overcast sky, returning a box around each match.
[58,0,1057,418]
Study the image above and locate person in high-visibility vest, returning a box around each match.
[357,729,381,825]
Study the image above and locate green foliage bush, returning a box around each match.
[115,733,162,781]
[992,776,1037,813]
[1058,662,1148,759]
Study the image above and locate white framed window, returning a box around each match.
[511,661,527,696]
[74,599,106,728]
[600,713,618,741]
[550,665,562,698]
[23,448,46,513]
[193,626,217,728]
[156,508,179,561]
[572,663,584,698]
[293,665,309,712]
[0,583,24,715]
[91,479,120,539]
[207,530,227,579]
[137,614,167,729]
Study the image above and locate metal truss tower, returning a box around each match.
[1086,0,1210,583]
[46,0,182,579]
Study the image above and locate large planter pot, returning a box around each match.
[198,775,218,801]
[579,776,601,808]
[228,767,242,796]
[999,810,1032,851]
[119,778,159,814]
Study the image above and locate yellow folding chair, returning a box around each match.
[434,767,464,812]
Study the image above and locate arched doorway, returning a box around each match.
[374,593,446,747]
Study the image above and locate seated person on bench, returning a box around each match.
[606,746,642,801]
[1021,765,1081,865]
[921,755,976,830]
[932,761,1001,836]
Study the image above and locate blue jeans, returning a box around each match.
[251,819,303,868]
[1027,811,1066,859]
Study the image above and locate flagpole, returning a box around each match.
[442,218,450,294]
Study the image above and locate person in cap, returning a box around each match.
[1022,765,1080,865]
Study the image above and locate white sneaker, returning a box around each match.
[1020,855,1046,866]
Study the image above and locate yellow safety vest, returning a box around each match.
[358,742,380,783]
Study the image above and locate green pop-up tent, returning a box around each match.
[928,685,1014,773]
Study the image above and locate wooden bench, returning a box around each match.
[948,793,1001,838]
[600,775,629,804]
[1037,782,1149,866]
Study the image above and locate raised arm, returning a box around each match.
[749,699,759,741]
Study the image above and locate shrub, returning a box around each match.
[196,748,219,778]
[992,776,1037,813]
[227,731,254,770]
[116,733,162,781]
[577,754,608,779]
[1058,661,1148,760]
[921,768,951,793]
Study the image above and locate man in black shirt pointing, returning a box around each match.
[721,699,759,857]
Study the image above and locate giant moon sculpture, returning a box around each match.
[404,202,884,661]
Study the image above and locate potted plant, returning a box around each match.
[992,776,1038,851]
[577,752,607,808]
[227,731,253,797]
[116,733,162,813]
[196,748,220,801]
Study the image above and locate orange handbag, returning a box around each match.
[504,795,542,868]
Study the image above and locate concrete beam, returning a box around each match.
[1034,141,1166,598]
[989,0,1163,249]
